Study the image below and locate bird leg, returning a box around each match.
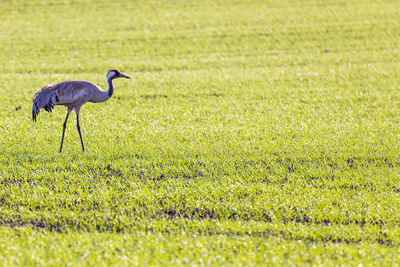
[76,113,85,152]
[59,113,70,152]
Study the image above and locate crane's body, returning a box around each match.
[32,70,130,152]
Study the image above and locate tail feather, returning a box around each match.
[32,103,39,122]
[32,84,55,122]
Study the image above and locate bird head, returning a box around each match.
[106,70,130,80]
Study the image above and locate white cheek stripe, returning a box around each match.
[106,71,115,80]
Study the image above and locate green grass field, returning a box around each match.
[1,0,400,265]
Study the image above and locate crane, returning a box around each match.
[32,69,130,152]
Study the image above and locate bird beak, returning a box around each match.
[119,73,130,79]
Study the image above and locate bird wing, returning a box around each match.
[32,80,100,122]
[32,84,58,122]
[52,81,93,105]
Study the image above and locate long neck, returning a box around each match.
[89,78,114,103]
[107,78,114,97]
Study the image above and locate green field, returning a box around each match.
[1,0,400,265]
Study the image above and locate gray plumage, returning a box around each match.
[32,69,130,152]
